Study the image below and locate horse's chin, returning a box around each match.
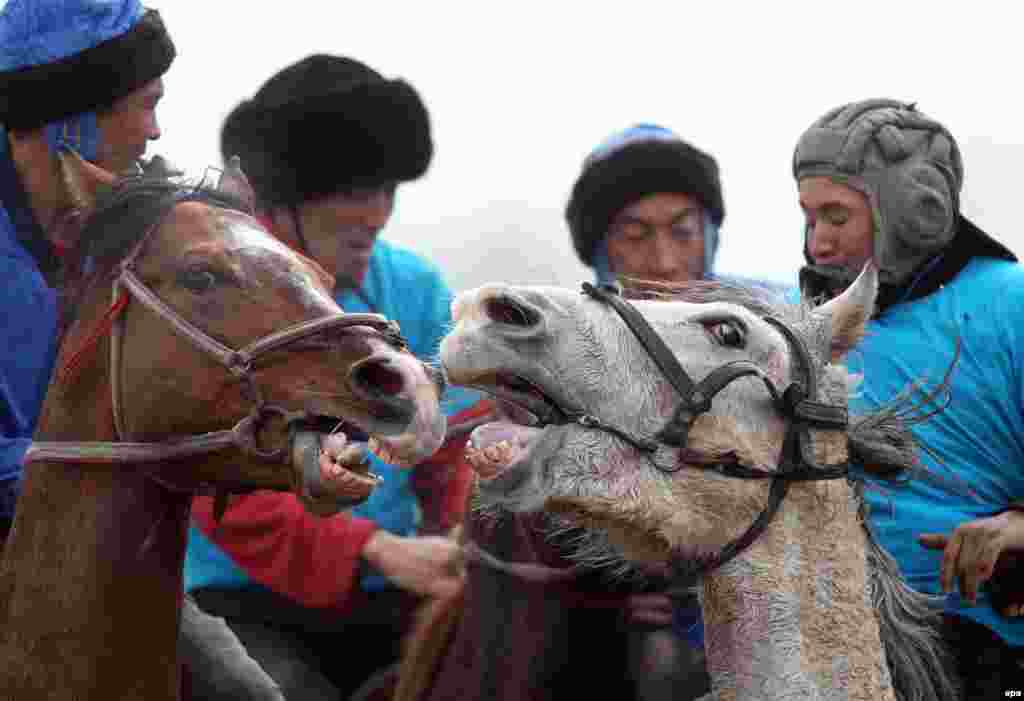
[543,493,724,573]
[544,495,674,566]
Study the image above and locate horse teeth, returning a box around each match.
[336,444,369,466]
[499,440,515,462]
[483,440,513,464]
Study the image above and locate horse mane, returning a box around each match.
[57,173,250,339]
[74,174,249,277]
[620,276,784,317]
[620,275,963,699]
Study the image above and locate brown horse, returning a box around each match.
[0,158,446,700]
[388,507,709,701]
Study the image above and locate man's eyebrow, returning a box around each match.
[800,199,850,211]
[616,206,700,225]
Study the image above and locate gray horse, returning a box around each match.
[440,264,960,700]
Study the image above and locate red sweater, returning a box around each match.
[189,402,492,612]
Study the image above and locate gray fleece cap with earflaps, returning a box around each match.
[793,99,963,285]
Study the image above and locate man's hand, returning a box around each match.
[919,510,1024,611]
[361,531,463,599]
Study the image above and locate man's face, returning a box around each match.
[292,186,396,288]
[95,78,164,174]
[799,176,875,273]
[606,192,705,283]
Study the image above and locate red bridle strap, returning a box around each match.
[56,288,130,385]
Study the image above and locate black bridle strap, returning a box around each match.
[577,282,853,578]
[763,316,847,430]
[582,283,706,414]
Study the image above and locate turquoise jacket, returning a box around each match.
[853,257,1024,646]
[337,241,478,590]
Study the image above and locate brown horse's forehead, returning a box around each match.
[153,203,338,310]
[163,206,328,279]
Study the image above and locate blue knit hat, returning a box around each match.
[0,0,175,140]
[566,124,725,277]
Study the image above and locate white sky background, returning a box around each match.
[147,1,1021,291]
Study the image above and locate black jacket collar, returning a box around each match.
[874,215,1017,313]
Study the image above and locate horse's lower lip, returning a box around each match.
[476,458,532,494]
[467,420,545,483]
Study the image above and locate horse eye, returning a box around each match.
[178,266,218,294]
[707,321,745,348]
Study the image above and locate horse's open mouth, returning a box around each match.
[463,372,565,481]
[290,416,414,512]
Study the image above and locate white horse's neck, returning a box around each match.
[699,477,895,700]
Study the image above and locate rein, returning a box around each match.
[571,282,851,577]
[25,196,407,497]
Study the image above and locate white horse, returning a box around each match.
[440,264,959,700]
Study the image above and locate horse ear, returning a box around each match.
[56,148,116,214]
[217,155,256,212]
[812,260,878,362]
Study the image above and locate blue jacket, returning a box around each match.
[0,131,60,521]
[338,241,478,590]
[853,256,1024,646]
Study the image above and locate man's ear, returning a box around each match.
[812,260,879,362]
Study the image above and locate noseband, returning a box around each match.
[571,282,850,576]
[26,196,407,498]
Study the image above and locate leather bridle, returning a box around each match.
[563,282,852,577]
[25,195,407,501]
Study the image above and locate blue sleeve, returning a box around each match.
[0,256,59,506]
[412,261,452,363]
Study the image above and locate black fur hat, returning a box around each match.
[566,125,725,267]
[220,54,433,207]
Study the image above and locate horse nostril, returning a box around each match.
[484,295,540,328]
[352,358,405,397]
